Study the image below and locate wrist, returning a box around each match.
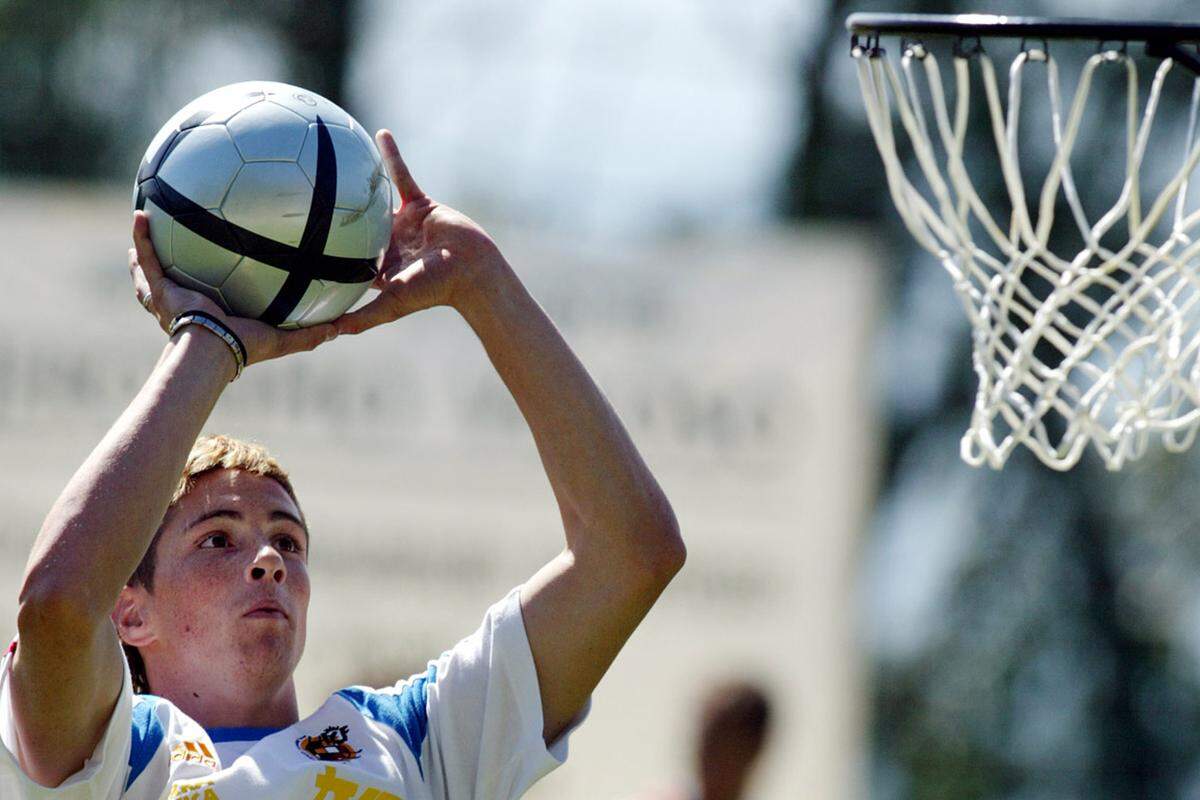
[168,311,247,380]
[167,325,239,384]
[454,255,519,324]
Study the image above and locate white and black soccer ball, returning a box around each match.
[133,81,393,329]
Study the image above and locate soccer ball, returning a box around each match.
[133,81,393,329]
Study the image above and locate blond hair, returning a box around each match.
[167,433,298,508]
[125,434,300,692]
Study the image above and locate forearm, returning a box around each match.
[459,261,682,567]
[20,330,234,619]
[341,142,681,741]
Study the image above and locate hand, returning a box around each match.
[128,212,337,366]
[334,130,506,336]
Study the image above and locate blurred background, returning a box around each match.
[3,0,1200,797]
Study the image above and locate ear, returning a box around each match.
[113,585,156,648]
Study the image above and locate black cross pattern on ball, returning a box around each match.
[136,108,377,326]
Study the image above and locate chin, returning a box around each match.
[237,630,301,682]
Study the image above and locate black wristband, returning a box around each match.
[168,310,248,381]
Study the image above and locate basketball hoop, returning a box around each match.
[847,13,1200,470]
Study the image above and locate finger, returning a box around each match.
[271,322,338,360]
[334,294,408,337]
[127,247,153,306]
[132,277,153,310]
[132,211,167,288]
[375,129,425,206]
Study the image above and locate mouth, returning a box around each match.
[243,601,289,620]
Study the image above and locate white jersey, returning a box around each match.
[0,588,586,799]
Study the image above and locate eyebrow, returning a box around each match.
[183,507,309,543]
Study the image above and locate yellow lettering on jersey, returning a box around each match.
[313,766,360,800]
[358,789,402,800]
[312,766,404,800]
[168,780,219,800]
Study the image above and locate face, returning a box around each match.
[129,468,310,693]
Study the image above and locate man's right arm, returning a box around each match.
[9,214,335,786]
[12,329,235,786]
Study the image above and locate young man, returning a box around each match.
[1,131,684,798]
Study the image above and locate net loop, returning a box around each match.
[1020,38,1049,60]
[902,39,928,61]
[854,37,1200,469]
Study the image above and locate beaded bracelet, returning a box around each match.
[168,310,248,381]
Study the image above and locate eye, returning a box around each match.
[275,534,303,554]
[198,532,231,549]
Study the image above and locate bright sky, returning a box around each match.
[348,0,808,243]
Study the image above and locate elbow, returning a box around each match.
[659,514,686,579]
[572,492,685,588]
[641,502,686,585]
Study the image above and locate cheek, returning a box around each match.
[291,564,312,609]
[154,558,243,638]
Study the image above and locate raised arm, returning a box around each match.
[337,132,685,744]
[459,254,685,743]
[11,216,334,785]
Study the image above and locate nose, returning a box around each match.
[246,544,286,584]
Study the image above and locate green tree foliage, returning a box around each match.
[0,0,358,180]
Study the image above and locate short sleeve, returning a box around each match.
[0,639,133,800]
[336,587,590,800]
[424,587,590,799]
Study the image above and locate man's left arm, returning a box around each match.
[335,131,684,746]
[459,259,685,744]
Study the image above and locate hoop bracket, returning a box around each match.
[850,32,884,58]
[1145,39,1200,75]
[846,13,1200,44]
[954,35,984,59]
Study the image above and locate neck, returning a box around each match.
[180,680,300,730]
[144,662,301,729]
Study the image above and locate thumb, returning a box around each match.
[132,211,166,286]
[265,322,338,361]
[334,294,408,336]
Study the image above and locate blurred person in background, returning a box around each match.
[631,680,773,800]
[0,131,685,799]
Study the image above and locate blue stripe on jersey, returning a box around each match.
[207,726,284,743]
[337,664,438,779]
[127,696,166,790]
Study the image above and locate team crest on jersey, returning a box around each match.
[297,725,362,761]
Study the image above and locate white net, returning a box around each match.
[855,38,1200,470]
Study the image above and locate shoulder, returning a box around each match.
[129,694,169,781]
[321,590,527,766]
[333,665,439,764]
[127,694,214,790]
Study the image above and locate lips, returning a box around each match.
[243,599,289,620]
